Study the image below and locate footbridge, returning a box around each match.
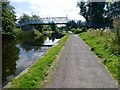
[17,17,69,26]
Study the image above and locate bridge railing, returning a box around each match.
[17,17,69,26]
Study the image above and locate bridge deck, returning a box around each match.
[17,17,69,26]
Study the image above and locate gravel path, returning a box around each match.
[50,34,118,88]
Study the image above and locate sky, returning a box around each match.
[10,0,86,22]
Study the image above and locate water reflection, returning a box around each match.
[2,33,64,86]
[15,45,50,76]
[2,40,19,85]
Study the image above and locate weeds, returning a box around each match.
[79,30,120,85]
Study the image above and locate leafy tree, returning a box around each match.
[31,14,43,33]
[107,1,120,18]
[77,2,88,21]
[2,40,19,83]
[2,1,16,37]
[77,1,120,23]
[18,13,30,23]
[76,20,83,28]
[37,25,43,33]
[32,14,40,18]
[66,20,77,30]
[50,24,58,32]
[103,1,120,24]
[77,1,106,23]
[88,2,105,23]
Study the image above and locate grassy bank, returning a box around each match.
[79,31,120,85]
[10,34,70,88]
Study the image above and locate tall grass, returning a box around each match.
[112,17,120,55]
[79,29,120,85]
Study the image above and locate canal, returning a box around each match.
[2,33,64,86]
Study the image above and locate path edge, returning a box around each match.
[42,35,71,88]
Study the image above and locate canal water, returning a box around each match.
[2,33,64,86]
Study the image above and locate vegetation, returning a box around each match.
[77,1,106,23]
[50,24,59,32]
[34,29,42,39]
[77,1,120,27]
[66,20,84,30]
[106,2,120,18]
[10,34,70,88]
[14,28,34,38]
[18,13,31,23]
[112,17,120,55]
[79,29,120,84]
[2,1,16,38]
[71,28,82,34]
[18,13,60,33]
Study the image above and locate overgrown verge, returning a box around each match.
[79,31,120,85]
[9,34,70,88]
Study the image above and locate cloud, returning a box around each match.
[11,0,29,3]
[11,0,85,21]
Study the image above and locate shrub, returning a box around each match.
[70,28,76,32]
[109,16,120,55]
[34,30,42,38]
[74,28,83,34]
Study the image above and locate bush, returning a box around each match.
[70,28,76,32]
[109,16,120,55]
[34,30,42,37]
[79,31,120,85]
[74,28,82,34]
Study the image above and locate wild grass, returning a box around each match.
[79,30,120,85]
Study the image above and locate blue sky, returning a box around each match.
[10,0,85,21]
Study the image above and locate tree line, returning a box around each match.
[1,1,59,39]
[1,1,120,38]
[77,1,120,25]
[2,2,16,38]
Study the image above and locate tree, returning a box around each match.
[2,1,16,38]
[77,1,106,23]
[32,14,40,18]
[107,1,120,18]
[50,24,59,32]
[18,13,30,23]
[31,14,43,33]
[66,20,77,30]
[76,20,83,28]
[88,2,106,23]
[37,25,43,33]
[77,2,88,21]
[77,1,120,23]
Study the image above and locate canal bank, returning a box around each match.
[3,34,70,88]
[2,32,62,86]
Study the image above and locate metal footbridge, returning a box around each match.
[18,17,69,26]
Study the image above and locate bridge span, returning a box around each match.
[17,17,69,31]
[18,17,69,26]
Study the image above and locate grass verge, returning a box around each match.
[10,34,70,88]
[79,31,120,85]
